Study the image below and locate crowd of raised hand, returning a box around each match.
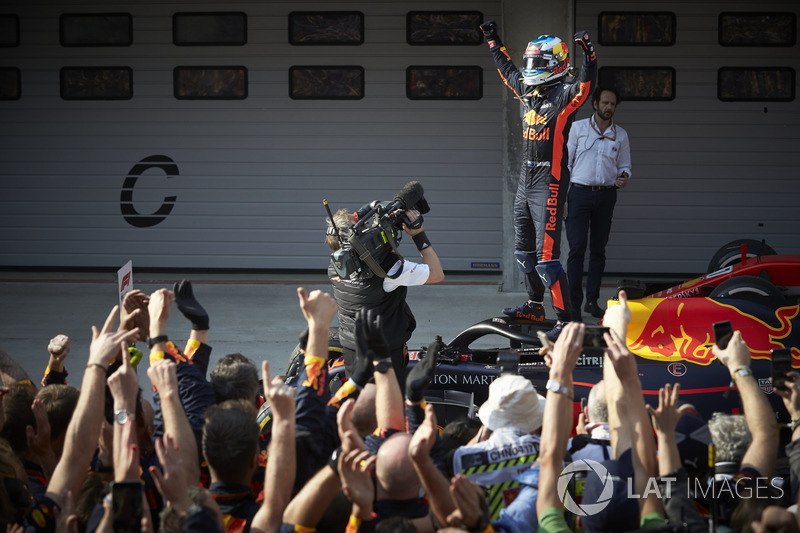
[1,284,798,533]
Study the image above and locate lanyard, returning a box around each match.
[590,115,616,141]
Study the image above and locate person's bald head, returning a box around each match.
[587,380,607,424]
[351,384,377,436]
[376,433,420,501]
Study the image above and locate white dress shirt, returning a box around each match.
[567,115,632,187]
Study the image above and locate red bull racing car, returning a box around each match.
[321,240,800,426]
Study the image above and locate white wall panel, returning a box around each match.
[0,0,504,270]
[575,0,800,273]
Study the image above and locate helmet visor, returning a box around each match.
[523,55,550,71]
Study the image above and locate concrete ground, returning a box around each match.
[0,270,622,403]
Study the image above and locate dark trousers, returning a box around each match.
[566,185,617,313]
[513,164,573,322]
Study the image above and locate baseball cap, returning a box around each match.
[478,375,545,433]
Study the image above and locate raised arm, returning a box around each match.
[46,306,140,505]
[148,287,215,449]
[647,383,707,531]
[409,403,455,526]
[536,322,584,521]
[147,360,200,484]
[603,327,662,520]
[42,334,70,386]
[173,280,210,349]
[403,210,444,284]
[712,331,778,477]
[107,346,141,482]
[251,361,297,533]
[355,308,404,432]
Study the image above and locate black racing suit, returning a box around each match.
[487,36,597,322]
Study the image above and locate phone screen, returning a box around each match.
[713,321,733,349]
[772,348,792,391]
[583,326,609,348]
[112,481,143,533]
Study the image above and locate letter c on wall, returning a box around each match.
[120,155,178,228]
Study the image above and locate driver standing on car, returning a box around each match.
[326,207,444,390]
[479,21,597,341]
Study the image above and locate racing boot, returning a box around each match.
[544,320,567,342]
[502,300,545,322]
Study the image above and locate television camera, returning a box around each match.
[325,181,430,280]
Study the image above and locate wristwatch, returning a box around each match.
[114,409,134,425]
[546,379,572,398]
[732,366,752,379]
[147,335,169,349]
[374,360,392,374]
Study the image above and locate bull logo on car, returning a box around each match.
[614,298,800,366]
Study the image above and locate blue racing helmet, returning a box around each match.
[522,35,569,86]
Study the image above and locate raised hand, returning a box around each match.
[147,359,178,398]
[336,398,365,453]
[774,370,800,423]
[549,322,584,383]
[603,289,631,340]
[349,329,374,388]
[147,289,174,331]
[479,20,498,41]
[339,446,375,519]
[574,30,596,60]
[119,290,150,334]
[646,383,683,436]
[406,337,441,403]
[408,403,438,462]
[47,334,71,372]
[603,328,639,385]
[297,287,338,330]
[89,306,140,367]
[711,330,752,374]
[173,280,209,331]
[446,474,489,530]
[355,308,389,362]
[26,398,56,475]
[262,361,295,421]
[149,433,190,510]
[107,345,140,408]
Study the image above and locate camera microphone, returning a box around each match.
[393,181,429,214]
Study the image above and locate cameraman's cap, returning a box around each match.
[478,375,544,433]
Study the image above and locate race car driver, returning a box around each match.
[480,21,597,340]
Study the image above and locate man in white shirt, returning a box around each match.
[566,86,632,319]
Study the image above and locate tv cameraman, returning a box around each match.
[326,207,444,390]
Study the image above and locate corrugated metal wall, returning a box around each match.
[575,0,800,273]
[3,0,798,274]
[0,0,504,270]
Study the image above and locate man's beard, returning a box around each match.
[597,109,614,121]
